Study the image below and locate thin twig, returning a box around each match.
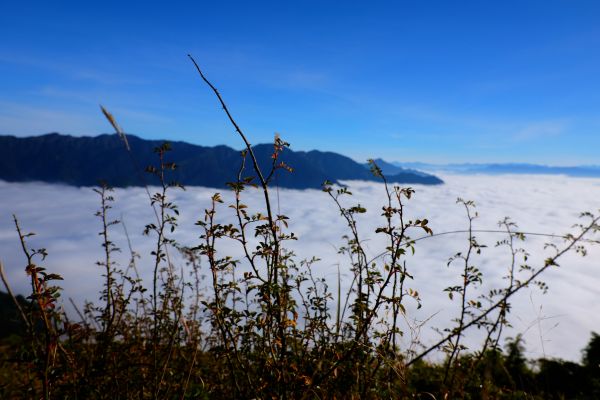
[406,214,600,366]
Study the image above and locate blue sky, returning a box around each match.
[1,1,599,164]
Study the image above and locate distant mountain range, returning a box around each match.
[394,162,600,178]
[0,133,443,189]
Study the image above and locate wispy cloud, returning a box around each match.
[258,68,332,92]
[373,101,574,149]
[0,96,173,136]
[511,120,568,142]
[0,101,104,135]
[0,52,148,86]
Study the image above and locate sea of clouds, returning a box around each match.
[1,173,599,362]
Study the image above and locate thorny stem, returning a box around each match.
[311,184,418,391]
[202,196,245,395]
[231,151,266,283]
[443,200,477,387]
[189,54,291,392]
[187,55,279,273]
[476,219,519,364]
[406,213,600,367]
[95,185,116,336]
[13,215,55,400]
[367,176,411,387]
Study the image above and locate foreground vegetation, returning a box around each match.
[1,294,598,399]
[1,58,599,399]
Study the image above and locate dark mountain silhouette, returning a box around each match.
[0,133,443,189]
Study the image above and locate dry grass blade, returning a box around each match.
[100,104,130,151]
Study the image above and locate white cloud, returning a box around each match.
[0,174,599,362]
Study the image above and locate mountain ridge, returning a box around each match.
[0,133,443,189]
[394,161,600,177]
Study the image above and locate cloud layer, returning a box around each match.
[1,174,599,362]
